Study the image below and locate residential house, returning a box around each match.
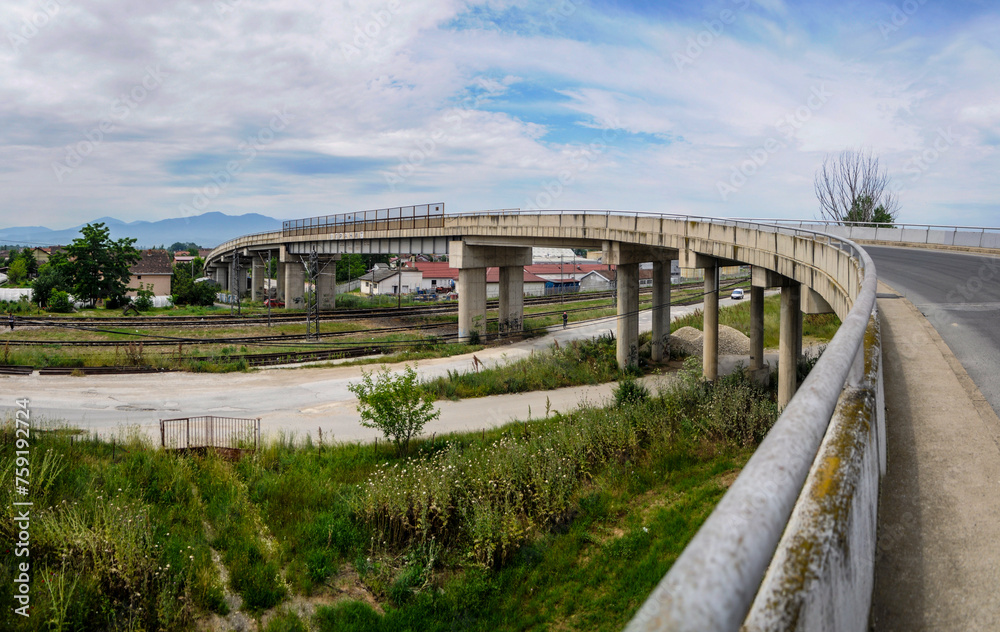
[408,262,548,297]
[128,249,173,296]
[359,267,423,295]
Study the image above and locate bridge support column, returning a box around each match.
[616,263,640,369]
[749,285,767,384]
[276,261,286,301]
[450,242,532,343]
[498,266,523,334]
[703,260,719,381]
[604,242,678,370]
[779,283,802,408]
[284,260,305,308]
[251,257,264,301]
[651,259,671,362]
[217,264,230,291]
[457,268,487,341]
[317,260,337,309]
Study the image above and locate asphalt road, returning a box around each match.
[866,245,1000,416]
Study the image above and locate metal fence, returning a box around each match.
[159,416,260,455]
[282,203,446,237]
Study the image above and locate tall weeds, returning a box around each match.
[353,360,779,567]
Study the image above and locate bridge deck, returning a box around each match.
[872,283,1000,630]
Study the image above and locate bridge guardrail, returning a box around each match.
[747,218,1000,251]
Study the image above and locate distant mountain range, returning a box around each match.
[0,212,282,249]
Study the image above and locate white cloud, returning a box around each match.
[0,0,997,229]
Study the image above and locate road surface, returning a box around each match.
[866,245,1000,416]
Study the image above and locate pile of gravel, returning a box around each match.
[669,325,751,356]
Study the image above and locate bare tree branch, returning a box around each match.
[814,148,900,226]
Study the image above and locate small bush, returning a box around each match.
[48,290,74,313]
[613,375,650,407]
[133,287,154,311]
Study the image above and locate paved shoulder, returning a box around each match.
[872,284,1000,630]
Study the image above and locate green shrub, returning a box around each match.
[613,375,650,407]
[48,290,74,313]
[133,287,154,311]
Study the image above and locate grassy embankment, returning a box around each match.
[1,360,778,631]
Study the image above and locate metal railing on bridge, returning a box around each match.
[747,218,1000,250]
[281,203,446,237]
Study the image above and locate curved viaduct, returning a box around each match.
[207,207,881,630]
[207,208,853,407]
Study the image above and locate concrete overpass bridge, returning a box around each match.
[206,206,846,408]
[206,208,1000,630]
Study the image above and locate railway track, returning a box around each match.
[4,278,750,373]
[12,282,701,329]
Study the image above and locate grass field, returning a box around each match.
[0,360,778,631]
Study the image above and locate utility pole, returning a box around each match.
[230,248,242,316]
[258,250,271,328]
[304,247,319,340]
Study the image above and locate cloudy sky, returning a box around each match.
[2,0,998,229]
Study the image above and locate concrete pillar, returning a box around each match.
[749,285,767,384]
[449,241,531,343]
[217,264,230,291]
[276,261,286,301]
[616,263,639,369]
[703,261,719,381]
[498,266,524,334]
[251,257,264,301]
[284,261,305,307]
[457,268,487,341]
[651,260,671,362]
[317,261,336,309]
[779,283,802,408]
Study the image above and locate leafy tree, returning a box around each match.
[336,254,392,283]
[168,241,201,253]
[11,249,38,277]
[171,262,216,306]
[348,364,440,455]
[32,254,73,307]
[64,223,142,307]
[814,149,900,225]
[844,195,896,228]
[3,247,19,267]
[6,258,27,286]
